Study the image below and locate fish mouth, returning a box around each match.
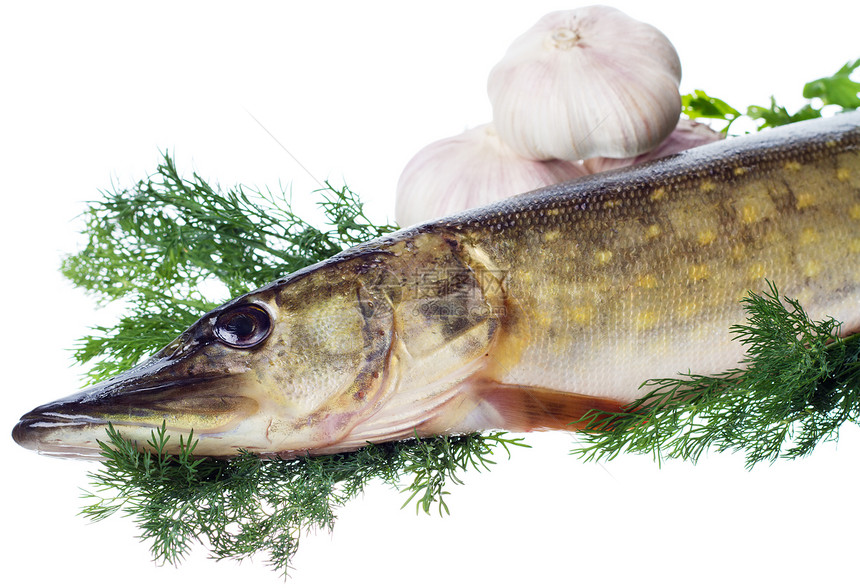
[12,367,260,459]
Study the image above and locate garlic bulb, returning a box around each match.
[488,6,682,161]
[395,124,586,227]
[583,118,724,173]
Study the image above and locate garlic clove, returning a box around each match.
[583,118,724,173]
[488,6,682,161]
[395,123,586,227]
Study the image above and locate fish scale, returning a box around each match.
[438,113,860,410]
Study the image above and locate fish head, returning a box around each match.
[12,293,282,458]
[12,234,508,459]
[11,255,396,458]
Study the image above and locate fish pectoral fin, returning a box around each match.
[415,378,629,436]
[475,382,627,433]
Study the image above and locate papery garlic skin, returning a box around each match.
[395,124,586,227]
[488,6,682,161]
[583,118,724,174]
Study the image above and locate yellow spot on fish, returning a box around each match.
[795,192,815,209]
[635,310,659,330]
[783,161,802,172]
[688,264,710,281]
[837,167,851,182]
[650,187,666,202]
[594,250,613,265]
[677,300,700,318]
[697,229,717,246]
[604,199,622,209]
[700,180,716,192]
[741,204,761,224]
[804,260,822,278]
[570,304,595,325]
[746,262,766,281]
[850,204,860,220]
[734,167,747,176]
[799,227,819,246]
[850,238,860,254]
[645,224,662,238]
[636,274,658,289]
[730,243,746,260]
[543,230,561,243]
[736,189,777,226]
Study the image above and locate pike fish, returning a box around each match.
[12,113,860,459]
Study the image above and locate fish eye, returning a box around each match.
[213,304,272,348]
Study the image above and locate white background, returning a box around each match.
[2,1,859,586]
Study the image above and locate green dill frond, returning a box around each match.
[574,283,860,468]
[62,152,396,383]
[82,424,527,576]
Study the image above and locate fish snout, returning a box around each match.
[12,390,111,458]
[12,361,261,459]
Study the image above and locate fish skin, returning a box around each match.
[12,112,860,459]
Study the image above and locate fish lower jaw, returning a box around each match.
[11,412,272,460]
[13,416,107,460]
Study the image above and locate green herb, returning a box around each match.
[803,58,860,110]
[683,57,859,132]
[574,283,860,469]
[681,89,743,132]
[82,424,526,577]
[745,98,822,130]
[62,152,396,383]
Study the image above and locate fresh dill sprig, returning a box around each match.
[62,152,396,383]
[82,424,527,576]
[574,283,860,469]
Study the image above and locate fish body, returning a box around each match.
[13,112,860,458]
